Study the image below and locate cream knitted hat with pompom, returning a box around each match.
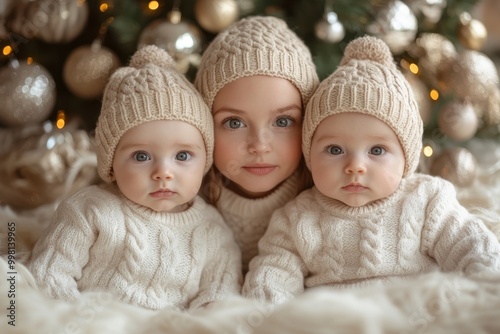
[95,45,214,182]
[302,35,423,177]
[194,16,319,111]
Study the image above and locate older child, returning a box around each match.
[243,36,500,304]
[28,45,242,310]
[194,16,319,272]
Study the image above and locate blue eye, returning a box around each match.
[134,152,150,161]
[275,116,294,128]
[223,118,245,129]
[176,151,191,161]
[370,146,385,155]
[327,146,343,155]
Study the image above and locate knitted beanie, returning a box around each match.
[303,35,423,177]
[95,45,214,182]
[194,16,319,111]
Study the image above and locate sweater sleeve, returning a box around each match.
[242,202,307,304]
[189,207,243,310]
[28,195,96,301]
[422,179,500,275]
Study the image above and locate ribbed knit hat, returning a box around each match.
[194,16,319,111]
[303,36,423,177]
[95,45,214,182]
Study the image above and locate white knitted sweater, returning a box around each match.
[242,173,500,304]
[217,173,302,272]
[28,183,242,310]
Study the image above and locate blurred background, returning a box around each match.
[0,0,499,209]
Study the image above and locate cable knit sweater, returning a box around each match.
[242,173,500,304]
[28,183,242,310]
[217,173,302,273]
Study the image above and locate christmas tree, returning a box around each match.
[0,0,499,208]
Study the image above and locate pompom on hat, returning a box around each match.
[302,35,423,177]
[95,45,214,182]
[194,16,319,111]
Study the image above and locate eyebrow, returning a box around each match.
[213,104,302,115]
[117,142,204,151]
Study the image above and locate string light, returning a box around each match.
[409,63,419,75]
[56,110,66,129]
[148,1,160,11]
[2,45,12,56]
[429,89,439,101]
[26,57,34,65]
[100,1,109,12]
[423,145,433,157]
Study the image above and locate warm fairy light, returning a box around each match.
[56,110,66,129]
[429,89,439,101]
[409,63,419,74]
[100,2,109,12]
[423,145,433,157]
[2,45,12,56]
[148,1,159,10]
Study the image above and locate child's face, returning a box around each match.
[310,112,405,207]
[112,120,206,212]
[212,76,303,198]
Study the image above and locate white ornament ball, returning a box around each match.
[194,0,239,33]
[438,101,478,142]
[63,41,121,99]
[429,147,477,187]
[315,11,345,43]
[0,60,56,126]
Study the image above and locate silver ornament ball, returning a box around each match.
[0,60,56,127]
[315,11,345,43]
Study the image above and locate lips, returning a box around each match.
[341,183,367,192]
[150,189,176,199]
[242,164,277,176]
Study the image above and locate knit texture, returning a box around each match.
[217,172,302,273]
[303,36,423,177]
[95,45,214,182]
[28,183,242,310]
[242,173,500,304]
[194,16,319,111]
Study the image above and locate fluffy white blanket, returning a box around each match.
[1,138,500,333]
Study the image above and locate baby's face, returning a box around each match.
[310,112,405,207]
[112,120,206,212]
[211,75,303,198]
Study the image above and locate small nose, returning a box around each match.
[153,161,174,180]
[248,128,272,154]
[344,154,366,174]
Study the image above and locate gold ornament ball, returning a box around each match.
[438,101,479,142]
[0,60,56,126]
[63,41,121,100]
[429,147,477,187]
[457,12,488,51]
[404,71,432,125]
[440,50,499,101]
[8,0,89,43]
[194,0,239,34]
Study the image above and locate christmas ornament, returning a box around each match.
[366,0,418,54]
[63,18,121,100]
[0,0,14,39]
[407,33,457,88]
[8,0,89,44]
[406,0,447,24]
[315,10,345,44]
[483,88,500,127]
[404,71,432,125]
[471,0,500,53]
[440,50,499,103]
[438,101,478,142]
[0,59,56,127]
[457,12,487,51]
[429,147,477,187]
[138,9,203,74]
[194,0,239,33]
[0,122,98,209]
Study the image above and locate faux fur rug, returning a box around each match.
[1,138,500,333]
